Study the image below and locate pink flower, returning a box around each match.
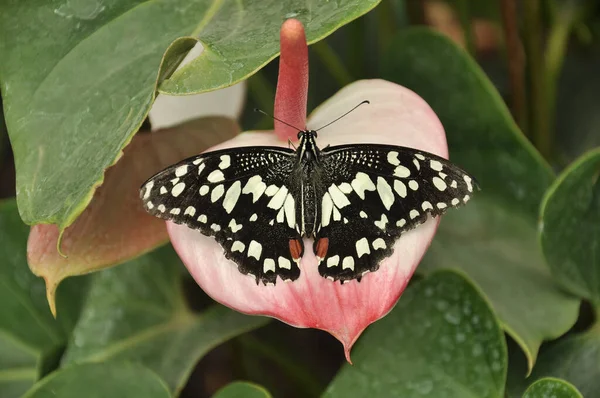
[168,19,448,361]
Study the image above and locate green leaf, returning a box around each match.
[0,1,381,231]
[324,270,507,398]
[381,28,579,370]
[540,148,600,304]
[0,199,88,397]
[22,362,171,398]
[507,329,600,397]
[213,381,272,398]
[523,377,583,398]
[61,245,269,394]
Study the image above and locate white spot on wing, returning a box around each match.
[327,255,340,268]
[170,208,181,215]
[409,209,419,219]
[464,175,473,192]
[360,211,368,219]
[172,182,186,197]
[394,165,411,178]
[278,256,292,270]
[228,219,242,233]
[158,204,166,213]
[387,151,400,165]
[211,184,224,202]
[198,214,207,223]
[422,201,433,211]
[430,160,443,171]
[223,181,241,213]
[184,206,196,216]
[160,186,167,194]
[374,214,388,230]
[376,177,395,210]
[451,198,460,206]
[219,155,231,170]
[175,165,188,177]
[268,186,289,210]
[433,176,447,191]
[355,237,371,258]
[351,172,376,199]
[250,213,258,222]
[232,241,245,252]
[199,185,209,196]
[265,184,279,196]
[338,182,353,194]
[396,219,406,227]
[248,240,262,260]
[207,169,225,182]
[143,181,154,199]
[242,175,266,203]
[342,256,355,270]
[413,158,420,170]
[263,258,276,273]
[197,163,206,175]
[328,184,351,208]
[372,238,386,250]
[394,180,407,198]
[284,194,295,229]
[408,180,419,191]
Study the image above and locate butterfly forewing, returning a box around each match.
[140,147,303,284]
[314,144,477,281]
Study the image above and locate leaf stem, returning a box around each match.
[500,0,528,132]
[311,40,354,88]
[455,0,476,56]
[544,1,587,147]
[523,0,551,159]
[377,0,397,56]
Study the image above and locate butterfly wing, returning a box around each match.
[315,144,478,282]
[140,146,303,284]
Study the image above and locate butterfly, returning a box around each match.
[140,105,478,285]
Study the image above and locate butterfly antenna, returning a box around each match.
[314,100,370,131]
[254,108,305,131]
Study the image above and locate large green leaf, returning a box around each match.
[540,148,600,304]
[324,271,507,398]
[213,381,272,398]
[523,377,583,398]
[0,200,88,397]
[61,245,269,394]
[22,362,171,398]
[507,329,600,397]
[381,28,579,370]
[0,0,380,231]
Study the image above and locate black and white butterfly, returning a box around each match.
[140,117,478,285]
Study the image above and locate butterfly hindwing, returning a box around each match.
[140,147,303,284]
[314,144,478,281]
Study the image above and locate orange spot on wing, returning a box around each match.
[289,239,303,260]
[315,237,329,259]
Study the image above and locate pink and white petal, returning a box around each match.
[168,79,448,361]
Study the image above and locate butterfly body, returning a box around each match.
[141,130,478,285]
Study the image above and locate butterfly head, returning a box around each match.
[297,130,318,140]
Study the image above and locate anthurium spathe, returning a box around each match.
[166,19,449,361]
